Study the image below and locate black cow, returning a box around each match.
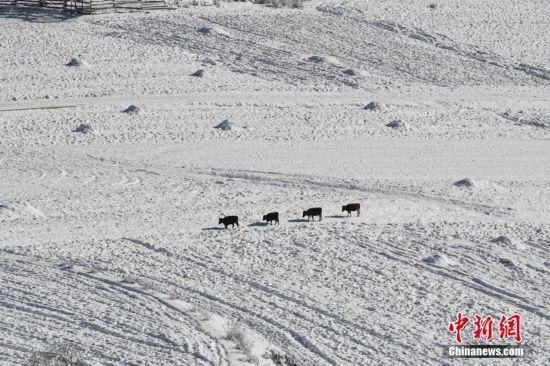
[219,216,239,229]
[263,212,279,225]
[342,203,361,217]
[303,207,322,222]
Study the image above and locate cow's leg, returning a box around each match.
[357,209,360,217]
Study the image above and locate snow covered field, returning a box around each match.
[1,1,549,365]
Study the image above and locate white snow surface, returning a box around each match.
[1,1,549,365]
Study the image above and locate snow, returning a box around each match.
[422,253,456,268]
[0,202,44,219]
[1,1,549,365]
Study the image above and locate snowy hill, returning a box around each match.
[0,1,549,365]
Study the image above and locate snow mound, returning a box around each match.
[364,101,383,111]
[491,235,513,245]
[66,58,89,68]
[73,123,93,134]
[306,55,342,66]
[214,119,235,131]
[198,27,230,37]
[202,58,217,66]
[307,55,325,63]
[0,201,44,219]
[316,3,344,16]
[454,178,475,188]
[198,27,212,34]
[386,119,408,129]
[422,253,455,267]
[191,69,205,78]
[500,110,549,129]
[122,105,142,115]
[498,257,516,268]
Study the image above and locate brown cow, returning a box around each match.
[342,203,360,217]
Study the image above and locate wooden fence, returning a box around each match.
[0,0,168,13]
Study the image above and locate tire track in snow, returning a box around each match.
[121,237,422,365]
[0,254,223,365]
[112,174,142,186]
[121,237,340,365]
[156,275,339,366]
[353,238,550,321]
[28,168,47,180]
[73,270,244,366]
[0,299,74,324]
[189,167,513,217]
[52,169,67,182]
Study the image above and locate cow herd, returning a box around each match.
[218,203,360,229]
